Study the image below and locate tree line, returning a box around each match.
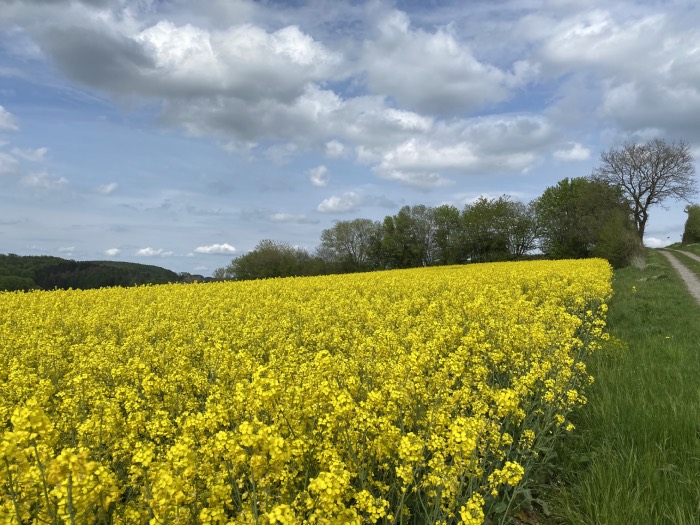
[0,255,205,292]
[216,139,698,281]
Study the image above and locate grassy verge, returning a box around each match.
[665,242,700,257]
[547,249,700,524]
[667,249,700,279]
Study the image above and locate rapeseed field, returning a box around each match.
[0,260,612,524]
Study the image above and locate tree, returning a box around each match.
[592,138,697,241]
[216,240,323,280]
[505,200,539,257]
[461,197,510,262]
[380,205,438,268]
[317,218,382,272]
[535,177,642,267]
[432,204,463,265]
[682,204,700,244]
[460,196,537,262]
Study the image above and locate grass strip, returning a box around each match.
[666,242,700,257]
[548,249,700,525]
[666,249,700,280]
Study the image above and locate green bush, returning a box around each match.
[681,204,700,244]
[0,275,37,291]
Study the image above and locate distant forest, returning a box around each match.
[0,254,208,292]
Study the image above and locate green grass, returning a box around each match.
[666,242,700,257]
[666,249,700,280]
[547,249,700,524]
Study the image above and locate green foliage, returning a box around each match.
[592,211,644,269]
[551,250,700,524]
[681,204,700,244]
[221,240,327,280]
[461,197,510,262]
[0,254,182,291]
[0,275,37,291]
[460,196,538,263]
[380,205,438,268]
[317,218,382,272]
[535,177,642,267]
[215,199,540,278]
[431,204,462,265]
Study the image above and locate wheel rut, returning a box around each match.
[658,249,700,305]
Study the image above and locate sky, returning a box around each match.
[1,0,700,276]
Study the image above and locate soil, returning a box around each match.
[658,249,700,304]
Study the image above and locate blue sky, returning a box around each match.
[1,0,699,275]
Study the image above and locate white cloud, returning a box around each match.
[0,106,18,131]
[97,182,118,194]
[133,20,341,102]
[20,171,68,189]
[554,142,591,160]
[0,152,18,174]
[193,243,236,254]
[105,248,120,256]
[601,80,700,140]
[524,6,700,140]
[380,170,454,189]
[362,10,530,114]
[269,213,306,222]
[370,113,554,182]
[308,165,329,187]
[324,140,346,158]
[536,10,663,73]
[11,146,47,162]
[136,247,173,257]
[317,191,362,213]
[376,138,478,173]
[644,236,665,248]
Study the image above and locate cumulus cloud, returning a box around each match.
[193,243,236,254]
[269,213,306,222]
[523,6,700,139]
[317,191,362,213]
[324,140,346,158]
[11,146,47,162]
[361,10,533,114]
[308,165,329,187]
[554,142,591,160]
[105,248,120,256]
[601,81,700,140]
[136,247,173,256]
[644,237,665,248]
[32,12,341,105]
[20,171,68,189]
[535,9,663,73]
[8,0,695,211]
[0,106,18,131]
[380,170,454,189]
[0,152,19,174]
[367,114,555,185]
[97,182,118,194]
[7,2,573,184]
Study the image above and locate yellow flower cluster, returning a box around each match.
[0,259,612,524]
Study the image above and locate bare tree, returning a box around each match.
[318,218,382,271]
[592,138,697,241]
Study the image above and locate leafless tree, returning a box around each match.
[592,138,697,241]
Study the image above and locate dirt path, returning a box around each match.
[658,250,700,304]
[666,248,700,264]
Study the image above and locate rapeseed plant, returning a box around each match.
[0,260,612,524]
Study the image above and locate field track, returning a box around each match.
[658,249,700,304]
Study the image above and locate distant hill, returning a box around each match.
[0,254,208,291]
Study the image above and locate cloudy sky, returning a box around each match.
[1,0,699,275]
